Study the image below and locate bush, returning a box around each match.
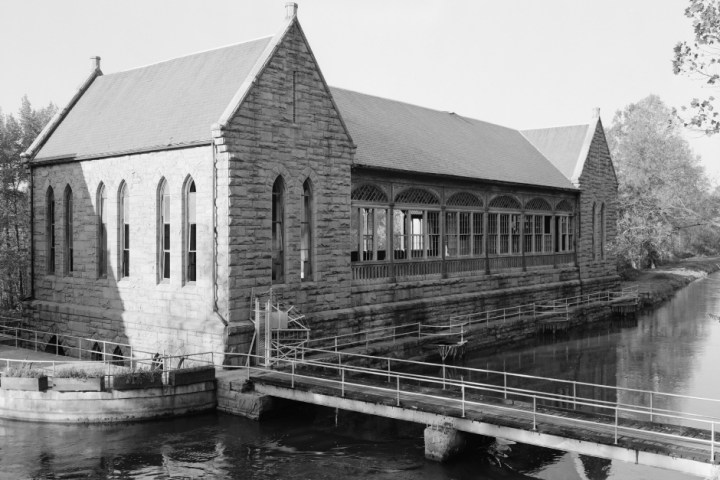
[54,366,105,379]
[115,367,162,384]
[2,364,46,378]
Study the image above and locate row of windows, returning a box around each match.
[351,207,574,262]
[272,177,314,284]
[45,178,197,283]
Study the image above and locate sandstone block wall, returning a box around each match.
[28,146,225,357]
[577,121,619,287]
[216,22,355,324]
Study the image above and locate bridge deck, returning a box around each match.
[246,367,716,471]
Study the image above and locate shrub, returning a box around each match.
[3,364,46,378]
[115,367,162,384]
[54,366,105,379]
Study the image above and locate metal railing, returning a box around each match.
[1,351,215,390]
[224,349,720,462]
[307,287,637,355]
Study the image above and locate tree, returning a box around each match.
[673,0,720,134]
[0,96,56,311]
[606,95,720,269]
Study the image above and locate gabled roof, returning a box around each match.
[330,87,577,191]
[33,37,272,162]
[521,119,600,186]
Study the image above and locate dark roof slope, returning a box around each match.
[330,87,576,190]
[34,37,272,161]
[521,124,590,180]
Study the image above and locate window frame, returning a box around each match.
[186,179,197,284]
[64,186,73,275]
[119,182,130,279]
[271,177,285,284]
[47,187,55,274]
[97,184,108,278]
[300,179,313,282]
[159,179,171,282]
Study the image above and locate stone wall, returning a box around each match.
[215,22,355,324]
[27,146,226,357]
[577,120,619,286]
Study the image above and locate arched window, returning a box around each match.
[111,346,124,367]
[272,177,285,283]
[91,342,103,361]
[120,182,130,278]
[301,179,313,281]
[98,184,107,277]
[45,335,65,356]
[47,187,55,274]
[601,203,606,260]
[64,186,73,274]
[160,180,171,280]
[186,179,197,283]
[592,203,597,260]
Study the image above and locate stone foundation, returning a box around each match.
[424,424,469,461]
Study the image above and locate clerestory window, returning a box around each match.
[300,179,313,281]
[120,182,130,278]
[272,177,285,283]
[160,180,171,281]
[47,187,55,274]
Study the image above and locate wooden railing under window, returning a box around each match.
[352,252,576,284]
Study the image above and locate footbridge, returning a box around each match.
[226,347,720,479]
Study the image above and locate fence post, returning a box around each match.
[504,372,507,400]
[393,327,396,344]
[614,408,619,444]
[573,382,577,410]
[650,393,653,423]
[291,361,295,389]
[417,323,421,340]
[334,337,338,352]
[15,328,17,348]
[366,332,369,351]
[461,385,465,418]
[341,368,345,397]
[78,338,82,359]
[387,359,391,382]
[442,364,446,390]
[396,375,400,406]
[35,331,37,351]
[712,422,715,463]
[533,396,537,430]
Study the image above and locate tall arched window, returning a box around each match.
[600,203,606,260]
[186,179,197,283]
[98,184,107,277]
[47,187,55,274]
[120,182,130,278]
[272,177,285,283]
[64,186,73,274]
[160,180,171,281]
[592,203,597,260]
[301,179,312,281]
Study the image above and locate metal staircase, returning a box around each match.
[248,287,309,367]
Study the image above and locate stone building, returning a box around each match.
[21,4,618,361]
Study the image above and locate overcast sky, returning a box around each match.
[2,0,718,180]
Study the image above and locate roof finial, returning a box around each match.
[90,56,101,73]
[591,107,600,119]
[285,2,298,19]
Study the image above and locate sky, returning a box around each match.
[1,0,718,180]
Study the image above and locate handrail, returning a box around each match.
[295,346,720,425]
[224,352,720,461]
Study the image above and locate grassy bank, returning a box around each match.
[621,256,720,306]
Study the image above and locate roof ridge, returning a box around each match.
[329,86,519,132]
[521,122,591,132]
[104,35,274,76]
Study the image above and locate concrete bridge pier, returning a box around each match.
[424,424,470,462]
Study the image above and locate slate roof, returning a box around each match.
[520,124,591,181]
[34,36,272,162]
[329,87,577,190]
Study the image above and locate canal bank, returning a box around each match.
[622,256,720,306]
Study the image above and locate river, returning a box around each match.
[2,273,720,479]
